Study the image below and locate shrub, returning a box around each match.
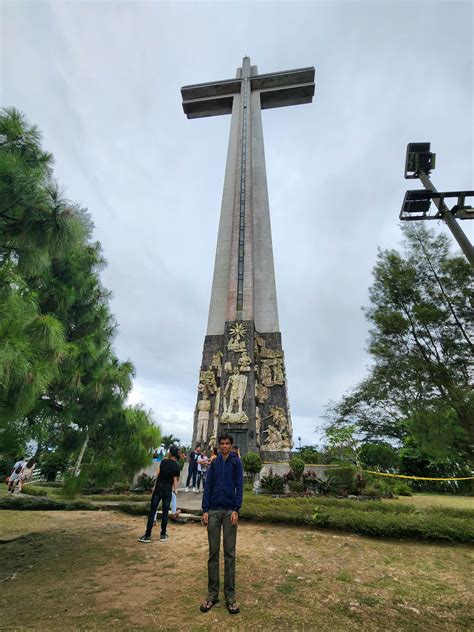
[362,486,382,498]
[21,484,54,497]
[260,468,285,495]
[133,473,155,493]
[242,452,262,481]
[288,480,305,494]
[0,495,97,511]
[111,481,130,493]
[392,481,412,496]
[289,456,305,481]
[239,494,474,543]
[328,466,365,494]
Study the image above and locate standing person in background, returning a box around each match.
[200,434,243,615]
[231,445,241,458]
[138,444,181,543]
[19,458,36,492]
[7,463,23,494]
[196,451,209,493]
[209,447,218,464]
[185,444,201,492]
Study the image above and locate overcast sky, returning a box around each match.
[2,0,472,447]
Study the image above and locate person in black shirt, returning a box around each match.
[138,445,181,543]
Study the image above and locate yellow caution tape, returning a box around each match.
[262,462,474,481]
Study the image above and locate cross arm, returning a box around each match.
[252,67,315,110]
[181,78,241,119]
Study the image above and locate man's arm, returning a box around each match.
[173,475,180,493]
[233,457,244,513]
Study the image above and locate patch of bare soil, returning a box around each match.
[0,510,472,631]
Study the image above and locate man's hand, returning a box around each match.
[202,512,209,525]
[230,511,239,525]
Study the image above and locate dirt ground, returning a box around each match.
[0,509,472,631]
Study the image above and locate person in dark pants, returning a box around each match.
[200,433,243,615]
[138,445,181,543]
[185,444,201,491]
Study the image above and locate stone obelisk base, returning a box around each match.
[192,320,292,459]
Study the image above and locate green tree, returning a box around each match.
[358,442,400,471]
[161,434,181,451]
[0,109,160,487]
[325,224,473,463]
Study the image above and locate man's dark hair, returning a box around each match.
[195,443,201,449]
[218,433,234,445]
[169,445,180,459]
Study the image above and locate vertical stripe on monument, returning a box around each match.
[206,92,242,335]
[251,88,280,333]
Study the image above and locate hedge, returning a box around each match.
[240,495,474,543]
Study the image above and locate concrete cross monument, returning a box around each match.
[182,57,315,460]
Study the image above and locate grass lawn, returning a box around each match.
[0,509,472,631]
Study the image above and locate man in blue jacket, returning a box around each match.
[200,433,243,615]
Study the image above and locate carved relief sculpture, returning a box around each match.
[260,363,273,388]
[256,335,283,359]
[238,350,252,372]
[255,406,262,447]
[227,321,247,352]
[255,381,269,404]
[196,392,211,444]
[211,351,223,377]
[212,387,221,438]
[272,359,285,385]
[221,367,248,423]
[263,424,291,451]
[199,367,218,396]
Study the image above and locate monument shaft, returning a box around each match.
[182,58,315,458]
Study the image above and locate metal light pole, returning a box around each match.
[401,143,474,266]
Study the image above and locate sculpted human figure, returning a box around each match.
[225,367,248,414]
[200,368,218,396]
[270,406,288,432]
[263,425,282,450]
[238,350,251,372]
[211,351,223,377]
[196,392,212,443]
[260,364,273,388]
[213,387,221,433]
[255,381,268,404]
[263,424,291,450]
[273,360,285,385]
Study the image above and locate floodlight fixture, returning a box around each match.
[400,190,474,221]
[404,142,436,179]
[399,142,474,265]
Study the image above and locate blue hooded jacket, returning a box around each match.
[202,452,243,513]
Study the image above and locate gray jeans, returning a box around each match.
[207,509,237,601]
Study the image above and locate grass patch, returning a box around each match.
[241,494,474,543]
[0,495,99,511]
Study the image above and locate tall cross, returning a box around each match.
[181,57,315,335]
[182,58,315,457]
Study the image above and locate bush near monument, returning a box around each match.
[241,451,262,483]
[260,468,285,495]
